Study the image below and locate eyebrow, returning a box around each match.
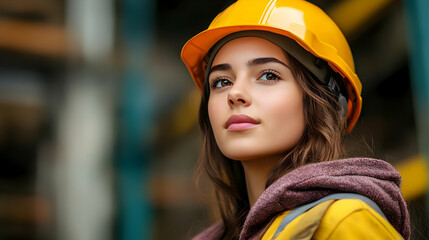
[209,57,289,75]
[209,64,232,75]
[248,57,289,68]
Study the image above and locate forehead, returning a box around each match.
[212,37,287,65]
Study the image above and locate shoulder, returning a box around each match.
[315,199,403,239]
[262,199,403,240]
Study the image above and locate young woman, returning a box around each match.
[181,0,410,239]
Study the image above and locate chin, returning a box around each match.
[219,143,296,162]
[225,154,254,161]
[222,150,281,162]
[221,150,256,161]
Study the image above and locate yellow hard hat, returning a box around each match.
[181,0,362,132]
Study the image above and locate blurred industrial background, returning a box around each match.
[0,0,428,239]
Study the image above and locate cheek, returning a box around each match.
[263,90,305,144]
[208,96,223,131]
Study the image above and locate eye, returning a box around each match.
[212,78,233,89]
[259,70,280,81]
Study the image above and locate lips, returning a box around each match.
[225,114,260,131]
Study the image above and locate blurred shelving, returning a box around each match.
[0,0,66,239]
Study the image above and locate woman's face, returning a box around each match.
[207,37,305,161]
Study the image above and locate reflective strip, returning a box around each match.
[271,193,387,240]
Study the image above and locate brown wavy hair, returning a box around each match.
[196,52,348,239]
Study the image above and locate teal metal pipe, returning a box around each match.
[403,0,429,236]
[116,0,156,239]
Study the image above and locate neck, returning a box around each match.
[241,156,280,207]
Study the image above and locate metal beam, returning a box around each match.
[116,0,156,239]
[396,155,427,200]
[327,0,394,37]
[0,19,69,58]
[403,0,429,232]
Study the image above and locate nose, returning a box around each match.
[228,78,251,107]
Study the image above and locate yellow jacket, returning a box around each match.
[261,199,403,240]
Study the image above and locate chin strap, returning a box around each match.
[314,57,348,118]
[326,72,348,118]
